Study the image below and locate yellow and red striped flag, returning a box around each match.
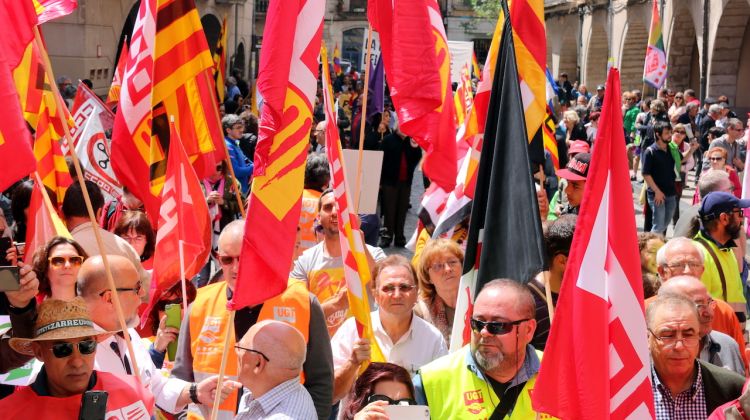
[453,63,473,131]
[112,0,225,224]
[213,16,227,103]
[508,0,548,167]
[321,44,385,365]
[471,51,481,80]
[33,112,73,205]
[230,0,325,309]
[106,36,129,109]
[25,171,71,264]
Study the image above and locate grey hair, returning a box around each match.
[646,294,699,329]
[697,169,730,199]
[685,102,699,111]
[728,118,743,130]
[709,104,723,114]
[655,237,705,267]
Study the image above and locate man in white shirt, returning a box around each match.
[76,254,240,414]
[330,255,447,403]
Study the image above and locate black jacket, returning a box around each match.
[379,132,422,186]
[700,359,745,414]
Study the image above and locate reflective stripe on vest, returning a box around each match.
[420,347,556,420]
[188,280,311,419]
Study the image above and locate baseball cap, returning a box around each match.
[704,96,716,105]
[556,153,591,181]
[699,191,750,220]
[568,140,590,156]
[596,85,605,91]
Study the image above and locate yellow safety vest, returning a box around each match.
[420,346,556,420]
[694,230,746,313]
[187,280,310,420]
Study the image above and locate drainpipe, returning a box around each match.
[700,0,709,100]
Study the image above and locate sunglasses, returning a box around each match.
[218,255,241,266]
[708,157,725,162]
[379,283,416,295]
[367,394,417,406]
[470,318,530,335]
[50,339,97,358]
[48,256,84,268]
[234,345,270,361]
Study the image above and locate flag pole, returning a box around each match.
[209,309,236,420]
[33,27,141,378]
[543,271,555,324]
[353,25,374,213]
[201,70,247,219]
[178,241,189,316]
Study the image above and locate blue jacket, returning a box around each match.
[225,137,253,194]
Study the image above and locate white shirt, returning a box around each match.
[95,325,188,414]
[331,310,447,376]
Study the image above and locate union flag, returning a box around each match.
[213,17,227,103]
[106,36,129,109]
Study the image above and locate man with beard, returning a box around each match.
[694,192,750,323]
[413,279,547,419]
[642,121,677,235]
[77,255,239,415]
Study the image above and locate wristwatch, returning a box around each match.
[189,383,200,404]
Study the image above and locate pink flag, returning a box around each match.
[532,68,655,418]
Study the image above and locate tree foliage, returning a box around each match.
[468,0,501,20]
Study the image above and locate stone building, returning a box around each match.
[546,0,750,113]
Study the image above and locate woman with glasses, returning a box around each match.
[699,147,742,201]
[31,236,87,302]
[669,93,686,123]
[114,210,156,270]
[340,362,416,420]
[415,239,464,343]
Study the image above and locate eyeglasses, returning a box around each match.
[98,280,142,297]
[648,329,700,348]
[121,235,146,243]
[665,261,702,271]
[234,345,270,361]
[429,259,461,272]
[675,96,683,100]
[218,255,241,266]
[695,298,717,312]
[50,339,97,358]
[470,318,530,335]
[48,256,84,268]
[379,283,416,295]
[674,130,686,135]
[367,394,417,406]
[707,157,725,162]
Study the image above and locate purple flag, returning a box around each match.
[366,56,384,122]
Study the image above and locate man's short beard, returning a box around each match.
[473,346,505,371]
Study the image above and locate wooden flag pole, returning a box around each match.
[209,309,236,420]
[543,271,556,324]
[33,27,141,378]
[353,25,374,213]
[201,70,247,219]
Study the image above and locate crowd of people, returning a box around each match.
[3,57,750,419]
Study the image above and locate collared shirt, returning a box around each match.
[651,362,706,420]
[331,310,447,375]
[235,378,316,420]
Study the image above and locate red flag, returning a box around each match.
[532,68,655,418]
[144,122,211,320]
[106,36,129,109]
[25,172,71,263]
[369,0,457,192]
[71,82,115,142]
[0,1,37,191]
[230,0,325,309]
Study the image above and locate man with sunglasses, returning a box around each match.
[77,255,240,416]
[0,297,151,418]
[694,192,749,324]
[330,255,446,404]
[414,279,548,419]
[647,294,744,418]
[235,320,315,419]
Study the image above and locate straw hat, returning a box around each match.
[9,297,119,356]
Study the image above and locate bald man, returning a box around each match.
[171,220,333,420]
[235,320,315,419]
[658,276,745,376]
[77,255,239,415]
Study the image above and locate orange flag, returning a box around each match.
[106,36,129,109]
[25,172,71,263]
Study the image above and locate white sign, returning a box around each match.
[342,149,384,215]
[447,40,474,85]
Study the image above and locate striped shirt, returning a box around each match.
[235,378,316,420]
[652,362,707,420]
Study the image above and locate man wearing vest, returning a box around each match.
[693,192,748,323]
[0,297,152,419]
[413,279,555,419]
[171,220,334,420]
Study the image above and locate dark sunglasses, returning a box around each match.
[470,318,530,335]
[48,255,84,268]
[218,255,241,266]
[50,339,97,358]
[367,394,417,406]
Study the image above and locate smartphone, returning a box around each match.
[0,237,12,266]
[384,405,430,420]
[0,266,20,292]
[79,390,108,420]
[164,304,181,361]
[15,242,25,260]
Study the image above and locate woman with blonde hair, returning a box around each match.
[415,238,464,342]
